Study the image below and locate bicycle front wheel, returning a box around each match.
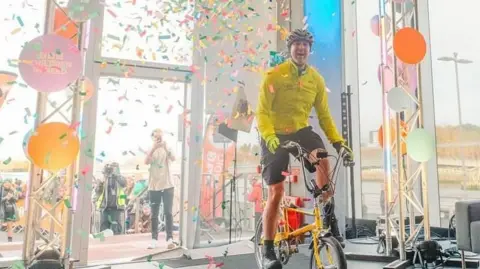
[253,217,263,268]
[310,236,347,269]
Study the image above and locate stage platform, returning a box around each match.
[78,239,480,269]
[0,237,478,268]
[0,232,183,268]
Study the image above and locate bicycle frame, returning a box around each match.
[272,141,348,266]
[274,206,323,242]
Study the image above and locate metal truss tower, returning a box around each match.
[22,1,86,268]
[379,0,431,267]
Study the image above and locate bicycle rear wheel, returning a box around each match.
[310,236,347,269]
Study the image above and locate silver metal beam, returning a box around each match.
[22,0,87,267]
[380,1,439,265]
[343,0,364,220]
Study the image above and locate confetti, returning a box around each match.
[16,16,24,27]
[167,105,173,114]
[64,199,72,208]
[221,200,229,210]
[2,157,12,165]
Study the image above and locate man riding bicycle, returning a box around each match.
[256,29,354,269]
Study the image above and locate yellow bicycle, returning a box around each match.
[254,140,353,269]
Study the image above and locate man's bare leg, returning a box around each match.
[262,181,284,269]
[311,149,344,247]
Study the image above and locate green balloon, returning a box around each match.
[406,128,435,162]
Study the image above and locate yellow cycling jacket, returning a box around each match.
[256,60,344,144]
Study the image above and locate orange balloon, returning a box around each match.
[378,120,409,155]
[393,27,426,64]
[54,8,79,44]
[27,122,80,171]
[0,71,17,111]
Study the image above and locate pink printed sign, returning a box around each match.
[0,71,17,110]
[18,34,82,92]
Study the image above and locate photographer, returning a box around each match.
[145,128,175,250]
[95,162,127,235]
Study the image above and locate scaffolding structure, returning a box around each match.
[379,0,431,267]
[22,1,86,268]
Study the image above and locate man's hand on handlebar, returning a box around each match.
[265,135,280,153]
[332,141,354,162]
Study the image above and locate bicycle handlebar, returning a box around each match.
[280,140,354,198]
[280,140,354,166]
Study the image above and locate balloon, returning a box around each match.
[406,128,435,162]
[23,130,34,161]
[54,8,78,43]
[378,120,408,155]
[370,15,391,36]
[393,28,427,64]
[385,55,418,93]
[406,64,418,92]
[387,87,412,112]
[378,65,394,91]
[18,34,82,92]
[27,122,80,171]
[0,71,18,111]
[79,76,95,102]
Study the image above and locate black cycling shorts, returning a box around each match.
[260,126,326,186]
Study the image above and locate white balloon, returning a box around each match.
[387,87,411,112]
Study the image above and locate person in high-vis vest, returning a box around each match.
[95,162,127,235]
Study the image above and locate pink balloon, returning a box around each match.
[378,65,394,91]
[406,64,418,92]
[378,55,417,94]
[370,15,391,36]
[19,34,82,92]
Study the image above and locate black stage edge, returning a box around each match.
[383,259,412,269]
[344,252,397,263]
[445,258,480,268]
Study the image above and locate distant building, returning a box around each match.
[369,130,379,146]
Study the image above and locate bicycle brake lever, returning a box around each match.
[343,159,355,167]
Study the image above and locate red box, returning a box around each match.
[284,196,304,230]
[287,210,304,230]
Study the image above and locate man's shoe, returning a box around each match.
[167,238,175,249]
[147,239,157,249]
[263,251,283,269]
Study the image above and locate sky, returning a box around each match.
[1,0,479,165]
